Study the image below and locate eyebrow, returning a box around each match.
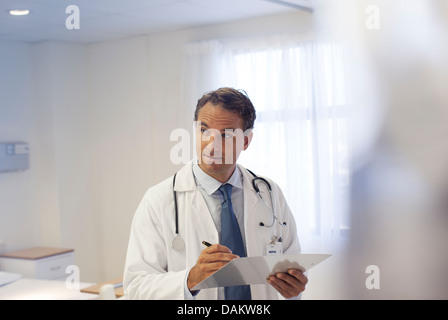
[200,121,238,131]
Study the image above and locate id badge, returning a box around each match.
[265,242,283,256]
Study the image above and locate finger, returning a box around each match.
[288,269,308,285]
[188,261,230,290]
[203,244,233,254]
[267,276,294,298]
[195,259,236,282]
[276,273,305,292]
[202,261,232,273]
[201,252,239,263]
[268,274,304,298]
[273,274,298,296]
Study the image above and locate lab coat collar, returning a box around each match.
[238,163,259,206]
[172,161,196,192]
[238,163,258,193]
[173,161,256,194]
[192,163,243,196]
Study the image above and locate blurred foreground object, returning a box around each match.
[314,0,448,299]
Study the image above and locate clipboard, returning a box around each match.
[192,253,330,290]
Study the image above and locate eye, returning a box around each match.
[223,132,234,139]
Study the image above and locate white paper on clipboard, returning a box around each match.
[192,253,331,290]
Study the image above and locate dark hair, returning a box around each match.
[194,87,256,131]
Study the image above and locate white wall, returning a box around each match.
[88,36,153,281]
[0,42,39,251]
[0,41,102,281]
[33,42,100,281]
[0,10,315,285]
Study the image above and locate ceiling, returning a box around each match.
[0,0,313,44]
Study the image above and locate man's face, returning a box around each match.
[196,102,251,182]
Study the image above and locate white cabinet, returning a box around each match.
[0,247,74,280]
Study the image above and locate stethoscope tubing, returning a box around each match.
[173,172,179,235]
[171,168,286,251]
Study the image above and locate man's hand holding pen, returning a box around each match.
[187,242,239,292]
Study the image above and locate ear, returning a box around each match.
[243,130,253,151]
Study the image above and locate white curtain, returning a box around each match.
[182,35,351,254]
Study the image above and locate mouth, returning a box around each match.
[202,154,222,161]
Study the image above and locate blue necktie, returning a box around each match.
[219,183,252,300]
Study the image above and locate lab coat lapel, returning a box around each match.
[188,189,219,244]
[174,163,219,259]
[175,163,219,300]
[239,164,267,257]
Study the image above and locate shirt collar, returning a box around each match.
[192,162,243,196]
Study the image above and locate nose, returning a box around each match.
[207,135,222,155]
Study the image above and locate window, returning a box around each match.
[184,38,351,252]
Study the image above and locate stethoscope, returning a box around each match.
[245,169,287,229]
[171,169,287,252]
[171,171,185,252]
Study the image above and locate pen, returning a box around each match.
[202,241,212,247]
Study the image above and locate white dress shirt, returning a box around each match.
[192,162,246,246]
[184,162,246,299]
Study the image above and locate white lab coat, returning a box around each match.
[123,162,301,300]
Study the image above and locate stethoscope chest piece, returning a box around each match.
[172,235,185,252]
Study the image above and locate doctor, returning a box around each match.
[123,87,307,300]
